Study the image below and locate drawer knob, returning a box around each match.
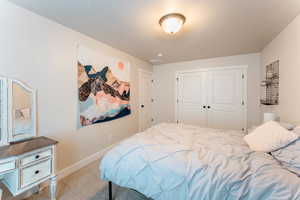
[35,155,40,159]
[35,170,40,175]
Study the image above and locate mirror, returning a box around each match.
[8,79,36,142]
[12,81,34,137]
[0,77,36,145]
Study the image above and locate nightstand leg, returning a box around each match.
[50,176,57,200]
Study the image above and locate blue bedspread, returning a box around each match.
[100,123,300,200]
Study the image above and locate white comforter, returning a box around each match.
[101,123,300,200]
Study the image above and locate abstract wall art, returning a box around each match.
[77,45,131,128]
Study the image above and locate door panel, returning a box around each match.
[207,69,245,130]
[139,71,153,131]
[177,72,207,126]
[208,110,244,130]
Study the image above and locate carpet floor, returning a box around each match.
[1,159,151,200]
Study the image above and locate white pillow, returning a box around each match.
[244,121,299,152]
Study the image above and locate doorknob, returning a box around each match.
[141,105,145,108]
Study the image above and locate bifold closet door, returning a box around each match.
[176,72,208,126]
[176,67,246,131]
[206,69,246,130]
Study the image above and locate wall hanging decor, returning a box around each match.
[260,60,279,105]
[77,45,131,128]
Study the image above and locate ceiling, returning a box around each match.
[9,0,300,64]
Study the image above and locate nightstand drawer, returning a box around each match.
[0,160,15,174]
[21,149,52,166]
[20,159,52,188]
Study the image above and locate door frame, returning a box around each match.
[175,65,248,130]
[138,69,154,132]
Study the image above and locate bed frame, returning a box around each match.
[108,181,144,200]
[109,181,113,200]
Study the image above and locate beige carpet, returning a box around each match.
[2,159,151,200]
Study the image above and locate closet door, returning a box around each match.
[139,70,154,131]
[176,72,207,126]
[206,69,246,130]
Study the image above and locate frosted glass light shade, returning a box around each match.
[159,13,186,34]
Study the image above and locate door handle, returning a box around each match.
[141,105,145,108]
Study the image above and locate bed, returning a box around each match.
[100,123,300,200]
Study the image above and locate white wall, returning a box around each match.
[0,1,152,171]
[153,53,261,128]
[261,13,300,124]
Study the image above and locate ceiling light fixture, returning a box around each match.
[159,13,186,34]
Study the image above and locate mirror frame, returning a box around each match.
[7,79,37,142]
[0,77,8,146]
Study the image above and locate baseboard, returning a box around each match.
[56,143,117,181]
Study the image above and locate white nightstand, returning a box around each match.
[0,137,58,200]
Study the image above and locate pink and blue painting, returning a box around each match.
[77,45,130,127]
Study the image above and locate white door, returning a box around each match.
[176,67,247,131]
[139,70,153,131]
[207,69,246,130]
[177,72,208,126]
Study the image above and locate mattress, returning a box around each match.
[100,123,300,200]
